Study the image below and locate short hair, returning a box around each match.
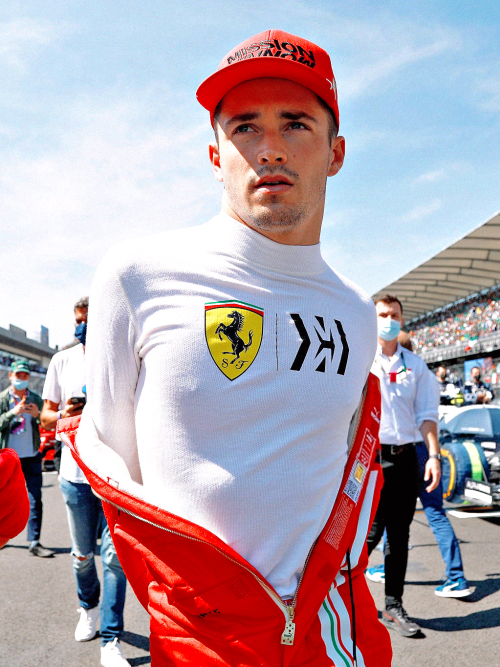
[74,296,89,311]
[375,294,403,315]
[212,92,338,145]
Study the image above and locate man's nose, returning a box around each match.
[257,134,287,165]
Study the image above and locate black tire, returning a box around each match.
[440,440,489,503]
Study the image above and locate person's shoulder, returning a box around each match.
[50,344,81,364]
[0,387,10,401]
[325,268,376,318]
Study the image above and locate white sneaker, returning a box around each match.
[100,638,129,666]
[74,605,99,641]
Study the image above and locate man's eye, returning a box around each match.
[290,121,307,130]
[234,124,253,134]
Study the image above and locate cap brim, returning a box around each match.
[196,57,338,126]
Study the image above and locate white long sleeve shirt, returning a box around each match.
[371,343,439,445]
[78,212,377,598]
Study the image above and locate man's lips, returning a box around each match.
[254,175,293,192]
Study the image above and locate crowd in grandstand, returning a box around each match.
[408,285,500,353]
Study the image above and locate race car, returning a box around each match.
[440,405,500,515]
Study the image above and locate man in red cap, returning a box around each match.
[70,30,391,665]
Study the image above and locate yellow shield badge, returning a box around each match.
[205,300,264,381]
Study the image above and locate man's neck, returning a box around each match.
[11,387,27,398]
[379,338,399,358]
[221,201,322,246]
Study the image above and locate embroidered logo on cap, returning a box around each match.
[227,39,316,68]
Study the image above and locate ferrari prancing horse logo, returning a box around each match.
[205,300,264,380]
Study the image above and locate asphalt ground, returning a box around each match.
[1,471,499,667]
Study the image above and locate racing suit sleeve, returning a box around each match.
[77,242,143,483]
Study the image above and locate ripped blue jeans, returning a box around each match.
[60,477,127,645]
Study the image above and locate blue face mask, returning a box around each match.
[13,379,29,391]
[75,322,87,346]
[377,317,401,341]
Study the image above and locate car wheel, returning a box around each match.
[440,440,490,503]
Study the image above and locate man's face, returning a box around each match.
[210,78,345,244]
[375,300,404,325]
[471,367,481,382]
[436,367,446,381]
[75,307,88,325]
[9,371,30,385]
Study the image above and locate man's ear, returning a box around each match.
[209,142,224,183]
[327,136,345,177]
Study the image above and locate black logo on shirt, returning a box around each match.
[290,315,349,374]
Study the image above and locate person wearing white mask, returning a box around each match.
[366,294,441,637]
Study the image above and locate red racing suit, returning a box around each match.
[58,373,391,666]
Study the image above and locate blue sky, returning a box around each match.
[1,1,499,348]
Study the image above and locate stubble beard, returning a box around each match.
[245,195,307,232]
[224,165,327,234]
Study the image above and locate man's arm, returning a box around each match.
[77,242,142,483]
[416,368,441,493]
[0,395,26,431]
[41,399,84,430]
[419,419,441,492]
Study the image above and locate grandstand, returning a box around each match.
[372,211,500,387]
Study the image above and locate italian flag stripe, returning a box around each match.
[205,301,264,316]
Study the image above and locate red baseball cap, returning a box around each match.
[196,29,339,128]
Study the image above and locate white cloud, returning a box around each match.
[475,73,500,113]
[0,18,66,69]
[413,169,447,184]
[401,199,443,222]
[341,36,458,101]
[412,161,470,186]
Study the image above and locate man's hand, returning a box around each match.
[41,398,84,430]
[24,402,40,419]
[424,458,441,493]
[61,397,84,419]
[12,396,26,415]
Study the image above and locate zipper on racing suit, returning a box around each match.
[93,490,299,644]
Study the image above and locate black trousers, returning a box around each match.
[366,445,419,608]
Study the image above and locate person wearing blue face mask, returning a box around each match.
[366,294,441,637]
[41,297,128,667]
[0,360,54,557]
